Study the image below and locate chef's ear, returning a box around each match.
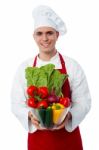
[56,31,59,39]
[33,32,35,40]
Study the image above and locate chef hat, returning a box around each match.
[32,5,67,35]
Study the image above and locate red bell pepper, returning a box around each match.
[37,100,48,109]
[27,85,37,97]
[37,87,48,98]
[59,97,70,107]
[26,97,37,108]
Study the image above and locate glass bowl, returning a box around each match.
[31,107,70,129]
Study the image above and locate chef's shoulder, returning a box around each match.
[62,55,85,80]
[19,57,35,69]
[14,57,35,78]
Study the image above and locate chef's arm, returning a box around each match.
[11,64,37,133]
[65,64,91,132]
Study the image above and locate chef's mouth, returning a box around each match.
[40,43,51,48]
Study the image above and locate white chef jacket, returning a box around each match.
[11,52,91,133]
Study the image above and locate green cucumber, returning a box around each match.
[45,106,53,128]
[38,108,46,126]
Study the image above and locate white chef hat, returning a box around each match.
[32,5,67,35]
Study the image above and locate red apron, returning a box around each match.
[28,53,83,150]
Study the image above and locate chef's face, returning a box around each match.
[33,27,59,54]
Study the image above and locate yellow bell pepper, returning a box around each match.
[52,103,65,124]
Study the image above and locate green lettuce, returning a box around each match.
[25,64,68,96]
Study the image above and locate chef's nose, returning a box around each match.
[42,34,48,41]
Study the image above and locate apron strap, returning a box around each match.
[33,55,37,67]
[58,53,71,99]
[58,53,67,74]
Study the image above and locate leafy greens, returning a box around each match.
[25,64,68,96]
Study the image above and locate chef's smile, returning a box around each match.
[40,42,51,48]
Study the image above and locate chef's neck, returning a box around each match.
[38,49,57,61]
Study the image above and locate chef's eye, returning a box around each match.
[35,32,42,36]
[47,31,54,35]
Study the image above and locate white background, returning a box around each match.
[0,0,99,149]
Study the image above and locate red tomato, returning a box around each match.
[26,98,37,108]
[37,87,48,98]
[37,100,48,109]
[27,85,37,97]
[59,97,70,107]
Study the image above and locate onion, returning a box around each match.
[47,94,59,103]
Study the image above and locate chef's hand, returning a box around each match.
[52,112,72,130]
[28,111,46,130]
